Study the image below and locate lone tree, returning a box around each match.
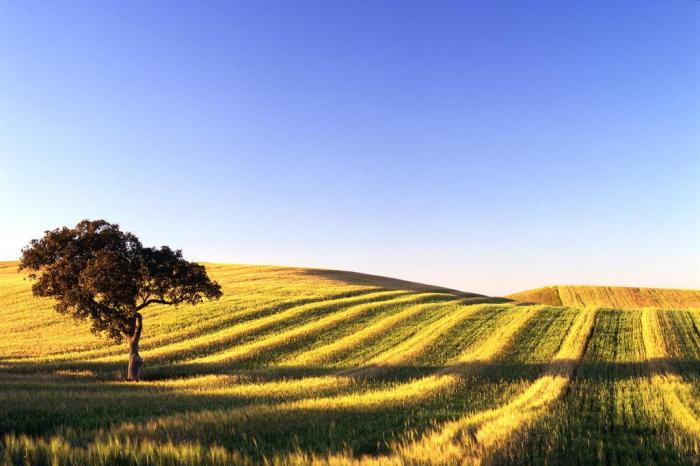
[19,220,222,381]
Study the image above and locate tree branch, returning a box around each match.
[135,298,174,310]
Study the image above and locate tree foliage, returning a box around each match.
[19,219,222,340]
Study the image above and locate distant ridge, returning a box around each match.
[508,285,700,309]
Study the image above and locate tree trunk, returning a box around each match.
[126,313,143,381]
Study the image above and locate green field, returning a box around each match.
[1,262,700,465]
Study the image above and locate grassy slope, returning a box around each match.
[0,262,699,465]
[508,285,700,310]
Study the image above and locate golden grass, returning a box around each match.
[1,262,700,465]
[353,302,492,370]
[379,308,598,465]
[509,285,700,310]
[189,292,442,366]
[284,301,448,367]
[641,308,700,438]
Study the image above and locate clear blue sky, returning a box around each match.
[1,1,698,295]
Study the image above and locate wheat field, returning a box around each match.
[508,285,700,310]
[1,262,700,465]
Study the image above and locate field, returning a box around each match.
[1,262,700,465]
[508,285,700,310]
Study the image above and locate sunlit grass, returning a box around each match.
[1,262,699,465]
[509,284,700,310]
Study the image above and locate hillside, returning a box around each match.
[1,262,700,465]
[508,285,700,309]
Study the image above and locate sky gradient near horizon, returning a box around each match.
[1,1,699,296]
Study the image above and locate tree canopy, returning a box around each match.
[19,219,222,340]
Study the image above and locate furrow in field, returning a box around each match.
[0,301,543,464]
[337,303,539,394]
[549,286,700,310]
[343,303,503,378]
[253,294,461,368]
[282,302,445,367]
[0,289,371,361]
[333,302,480,368]
[182,292,439,366]
[384,307,597,465]
[641,308,700,437]
[7,289,398,364]
[487,308,699,466]
[162,303,526,408]
[452,306,544,364]
[153,374,357,399]
[496,306,580,366]
[280,298,459,367]
[1,263,384,361]
[132,286,382,346]
[107,303,540,449]
[668,310,700,360]
[91,290,410,365]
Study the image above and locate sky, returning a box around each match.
[1,1,698,296]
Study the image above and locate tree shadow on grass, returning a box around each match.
[486,375,700,466]
[2,358,699,382]
[0,365,519,458]
[2,358,700,460]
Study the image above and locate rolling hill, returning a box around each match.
[508,285,700,309]
[1,262,699,465]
